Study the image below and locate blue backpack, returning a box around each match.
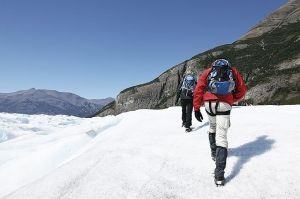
[181,74,196,97]
[207,59,235,95]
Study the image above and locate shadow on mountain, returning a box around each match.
[227,135,275,183]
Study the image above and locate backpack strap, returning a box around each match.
[205,101,217,116]
[205,101,231,116]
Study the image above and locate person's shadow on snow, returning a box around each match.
[227,135,275,183]
[193,122,209,131]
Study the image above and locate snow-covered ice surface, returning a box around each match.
[0,105,300,199]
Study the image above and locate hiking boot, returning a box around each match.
[214,176,225,186]
[185,127,192,132]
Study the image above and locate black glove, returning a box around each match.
[195,110,203,122]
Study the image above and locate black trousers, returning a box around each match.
[181,99,193,128]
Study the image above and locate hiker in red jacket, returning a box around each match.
[193,59,247,186]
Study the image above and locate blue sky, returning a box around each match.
[0,0,287,99]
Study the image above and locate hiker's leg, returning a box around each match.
[185,99,193,128]
[215,102,231,180]
[215,146,228,181]
[215,102,231,148]
[204,101,217,159]
[181,99,187,126]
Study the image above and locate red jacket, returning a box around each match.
[193,67,247,111]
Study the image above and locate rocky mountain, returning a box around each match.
[0,88,113,117]
[95,0,300,117]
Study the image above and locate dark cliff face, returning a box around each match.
[0,89,113,117]
[96,0,300,117]
[94,63,193,117]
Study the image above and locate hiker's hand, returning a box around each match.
[195,110,203,122]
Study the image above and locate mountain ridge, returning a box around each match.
[95,0,300,117]
[240,0,300,40]
[0,88,113,117]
